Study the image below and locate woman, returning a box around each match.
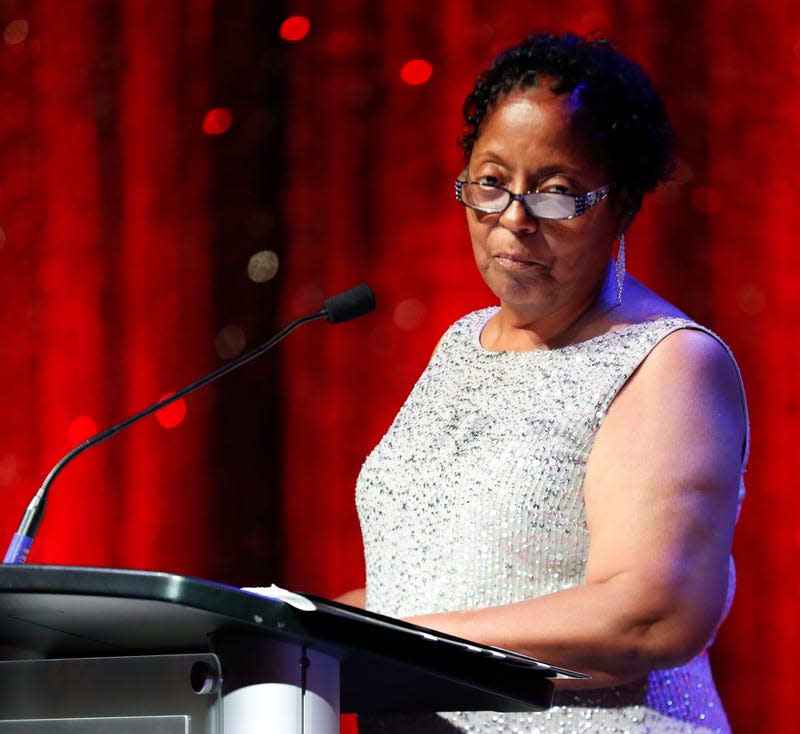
[347,32,748,733]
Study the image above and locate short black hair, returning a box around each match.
[459,32,675,210]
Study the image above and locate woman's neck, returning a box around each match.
[482,260,622,352]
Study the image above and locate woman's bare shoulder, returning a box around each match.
[607,276,689,329]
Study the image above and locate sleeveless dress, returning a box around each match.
[355,309,748,734]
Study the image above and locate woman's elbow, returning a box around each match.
[624,601,724,673]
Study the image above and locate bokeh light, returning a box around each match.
[215,324,247,360]
[393,298,427,331]
[736,283,767,315]
[155,393,186,429]
[202,107,233,135]
[279,16,310,43]
[4,19,29,45]
[400,59,433,86]
[0,454,20,487]
[67,415,98,447]
[247,250,279,283]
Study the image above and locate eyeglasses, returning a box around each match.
[454,179,614,220]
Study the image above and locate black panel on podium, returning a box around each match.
[0,565,582,730]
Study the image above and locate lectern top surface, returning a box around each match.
[0,565,586,713]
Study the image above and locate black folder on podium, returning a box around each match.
[0,565,584,733]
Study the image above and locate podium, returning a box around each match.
[0,565,582,733]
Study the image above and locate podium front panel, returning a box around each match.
[0,654,221,733]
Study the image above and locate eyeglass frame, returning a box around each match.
[454,178,615,221]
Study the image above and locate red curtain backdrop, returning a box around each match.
[0,0,215,572]
[0,2,798,732]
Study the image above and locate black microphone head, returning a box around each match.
[322,284,376,324]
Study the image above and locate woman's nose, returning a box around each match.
[498,198,539,235]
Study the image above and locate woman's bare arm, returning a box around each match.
[335,587,366,608]
[407,329,746,688]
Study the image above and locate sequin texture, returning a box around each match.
[356,308,745,734]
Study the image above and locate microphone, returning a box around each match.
[322,283,375,324]
[2,284,376,565]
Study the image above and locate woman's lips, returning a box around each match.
[494,253,545,270]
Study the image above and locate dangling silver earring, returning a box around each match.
[615,233,626,304]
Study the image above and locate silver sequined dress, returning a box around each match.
[356,308,747,734]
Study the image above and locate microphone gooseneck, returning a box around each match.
[2,283,376,565]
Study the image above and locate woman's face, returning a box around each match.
[466,84,625,322]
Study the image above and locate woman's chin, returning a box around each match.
[482,272,555,310]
